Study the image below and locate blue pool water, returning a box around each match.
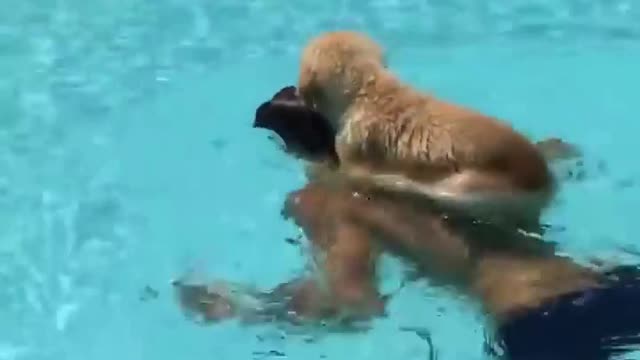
[2,1,640,359]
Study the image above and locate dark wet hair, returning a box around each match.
[253,86,339,164]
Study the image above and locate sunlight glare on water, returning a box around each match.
[1,0,640,359]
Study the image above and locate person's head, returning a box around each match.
[253,86,338,165]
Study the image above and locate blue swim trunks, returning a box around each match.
[494,265,640,360]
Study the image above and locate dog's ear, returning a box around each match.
[298,66,321,109]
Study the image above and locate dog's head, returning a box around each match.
[298,31,386,128]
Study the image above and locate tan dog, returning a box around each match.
[297,31,556,228]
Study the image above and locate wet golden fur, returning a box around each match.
[297,31,555,226]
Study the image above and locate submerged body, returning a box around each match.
[175,178,640,359]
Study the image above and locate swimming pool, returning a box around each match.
[2,0,640,359]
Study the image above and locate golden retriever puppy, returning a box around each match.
[297,31,557,228]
